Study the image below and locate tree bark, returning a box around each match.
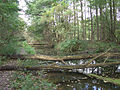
[80,0,85,40]
[2,53,120,61]
[90,6,94,41]
[95,5,99,40]
[0,61,120,71]
[109,0,117,42]
[113,0,116,32]
[99,6,103,40]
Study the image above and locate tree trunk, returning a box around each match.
[77,2,80,40]
[90,6,94,41]
[3,53,120,61]
[73,0,76,38]
[109,0,114,41]
[0,61,120,71]
[84,1,87,40]
[96,5,99,40]
[80,0,85,40]
[109,0,117,42]
[99,6,104,40]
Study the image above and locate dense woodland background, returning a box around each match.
[0,0,120,55]
[0,0,120,89]
[26,0,120,43]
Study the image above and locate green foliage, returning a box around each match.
[0,41,20,55]
[0,60,2,66]
[57,39,87,52]
[89,74,120,86]
[57,40,120,53]
[17,59,40,67]
[26,0,120,46]
[95,42,120,53]
[0,56,7,64]
[26,0,73,43]
[95,42,109,53]
[0,0,26,55]
[22,41,36,55]
[0,40,36,55]
[115,29,120,42]
[11,71,56,90]
[0,57,3,66]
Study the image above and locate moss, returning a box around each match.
[88,74,120,86]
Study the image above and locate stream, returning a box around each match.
[43,60,120,90]
[34,45,120,90]
[45,72,120,90]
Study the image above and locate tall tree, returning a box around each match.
[0,0,25,55]
[90,4,94,40]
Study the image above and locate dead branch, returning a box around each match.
[85,48,111,65]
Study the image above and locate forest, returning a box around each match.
[0,0,120,89]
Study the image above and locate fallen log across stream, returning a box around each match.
[3,53,120,61]
[0,61,120,71]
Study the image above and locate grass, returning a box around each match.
[88,74,120,86]
[17,59,41,67]
[11,71,56,90]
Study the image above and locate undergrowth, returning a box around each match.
[56,39,120,53]
[17,59,41,67]
[21,41,36,55]
[11,71,56,90]
[0,41,20,55]
[0,41,36,55]
[56,39,87,52]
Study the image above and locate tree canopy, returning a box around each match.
[26,0,120,44]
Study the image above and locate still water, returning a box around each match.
[45,72,120,90]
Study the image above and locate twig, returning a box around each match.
[85,48,111,65]
[103,53,110,63]
[61,60,68,65]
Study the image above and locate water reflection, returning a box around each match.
[45,72,120,90]
[45,59,120,90]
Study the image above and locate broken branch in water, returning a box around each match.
[85,48,111,65]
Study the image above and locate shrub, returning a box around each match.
[22,41,36,55]
[95,42,120,53]
[57,39,87,52]
[0,41,19,55]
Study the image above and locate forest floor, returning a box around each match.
[0,71,13,90]
[0,41,120,89]
[0,61,17,90]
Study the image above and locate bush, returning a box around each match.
[0,41,36,55]
[57,39,87,52]
[22,41,36,55]
[95,42,120,53]
[0,41,19,55]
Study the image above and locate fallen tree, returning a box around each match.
[30,53,119,61]
[87,74,120,86]
[0,61,120,71]
[5,53,120,61]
